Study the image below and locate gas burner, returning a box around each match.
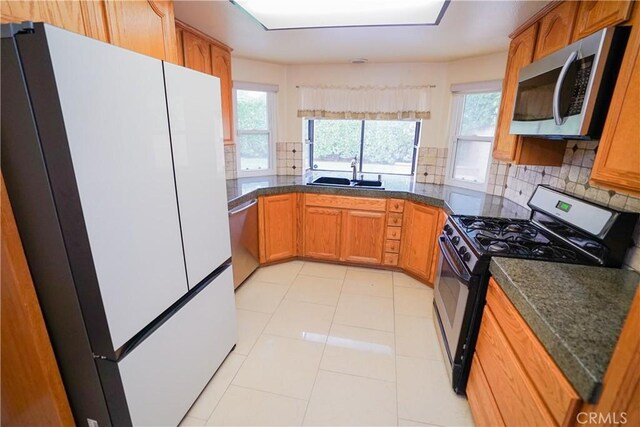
[459,218,501,233]
[488,241,510,252]
[532,245,578,261]
[502,223,538,239]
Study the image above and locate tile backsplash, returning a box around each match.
[501,139,640,272]
[415,147,448,184]
[276,142,303,175]
[224,145,237,180]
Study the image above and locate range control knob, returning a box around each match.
[459,246,467,255]
[462,252,471,262]
[452,236,460,245]
[444,224,453,235]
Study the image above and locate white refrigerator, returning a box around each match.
[1,22,237,426]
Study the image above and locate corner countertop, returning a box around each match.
[489,258,640,402]
[226,172,529,218]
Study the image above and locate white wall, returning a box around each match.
[231,50,508,148]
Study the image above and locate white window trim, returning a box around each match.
[445,82,501,192]
[233,82,278,178]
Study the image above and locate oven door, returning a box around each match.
[434,236,474,366]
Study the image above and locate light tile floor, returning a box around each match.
[180,261,474,427]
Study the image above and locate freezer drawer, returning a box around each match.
[117,268,237,426]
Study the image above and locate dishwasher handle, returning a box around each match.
[229,199,257,216]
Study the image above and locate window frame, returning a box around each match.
[444,81,502,192]
[307,118,421,176]
[233,82,277,178]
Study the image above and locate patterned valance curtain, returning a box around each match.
[297,85,433,120]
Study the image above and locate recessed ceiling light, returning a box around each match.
[230,0,450,31]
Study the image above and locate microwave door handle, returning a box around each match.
[553,50,578,125]
[438,236,472,284]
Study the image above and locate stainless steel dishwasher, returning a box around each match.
[228,199,259,289]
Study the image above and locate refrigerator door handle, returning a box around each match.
[112,258,231,362]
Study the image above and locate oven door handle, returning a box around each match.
[438,236,472,285]
[553,50,578,126]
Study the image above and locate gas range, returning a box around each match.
[433,185,638,396]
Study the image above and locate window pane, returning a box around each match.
[236,90,268,130]
[312,119,361,171]
[452,140,491,183]
[238,133,269,171]
[460,92,501,137]
[362,120,416,174]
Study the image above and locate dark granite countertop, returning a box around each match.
[489,258,640,402]
[226,172,529,218]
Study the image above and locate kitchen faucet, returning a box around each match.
[350,156,358,181]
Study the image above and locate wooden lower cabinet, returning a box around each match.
[340,210,386,264]
[258,194,298,263]
[303,207,342,261]
[467,355,505,427]
[469,277,581,427]
[399,202,440,282]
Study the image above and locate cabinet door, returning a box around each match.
[476,308,556,427]
[103,0,177,62]
[175,25,184,66]
[591,5,640,195]
[492,24,538,162]
[183,30,212,74]
[259,194,298,263]
[340,210,386,264]
[304,207,342,260]
[0,0,107,40]
[534,1,579,60]
[428,209,447,284]
[399,202,439,281]
[210,43,234,144]
[573,0,633,41]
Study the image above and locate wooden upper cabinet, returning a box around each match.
[340,210,386,264]
[534,1,579,60]
[303,207,342,261]
[103,0,177,62]
[258,194,298,263]
[399,202,440,282]
[0,0,107,41]
[210,43,235,144]
[572,0,633,41]
[182,30,212,74]
[591,4,640,195]
[493,24,538,162]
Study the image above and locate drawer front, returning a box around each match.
[386,226,402,240]
[383,253,399,266]
[305,193,386,211]
[387,212,403,226]
[467,354,505,427]
[388,199,405,213]
[475,307,556,427]
[384,239,400,253]
[487,279,580,426]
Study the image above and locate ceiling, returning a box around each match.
[173,0,550,64]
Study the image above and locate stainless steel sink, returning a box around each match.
[307,176,385,190]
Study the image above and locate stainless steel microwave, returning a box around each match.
[510,26,629,139]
